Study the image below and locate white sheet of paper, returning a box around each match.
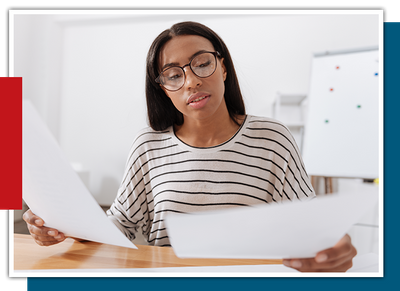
[347,253,379,272]
[22,100,136,249]
[165,185,378,259]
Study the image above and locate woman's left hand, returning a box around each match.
[282,234,357,272]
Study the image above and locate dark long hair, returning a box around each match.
[145,21,246,131]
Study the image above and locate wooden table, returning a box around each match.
[14,234,282,270]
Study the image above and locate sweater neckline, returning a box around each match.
[169,115,250,153]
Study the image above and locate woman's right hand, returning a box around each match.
[22,209,66,246]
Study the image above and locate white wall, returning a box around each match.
[14,12,379,205]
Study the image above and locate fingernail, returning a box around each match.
[292,260,302,268]
[48,231,55,236]
[55,234,63,240]
[35,220,43,225]
[316,254,328,263]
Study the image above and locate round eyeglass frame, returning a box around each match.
[155,51,221,92]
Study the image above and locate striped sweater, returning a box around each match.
[107,115,315,246]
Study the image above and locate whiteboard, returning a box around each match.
[302,48,379,179]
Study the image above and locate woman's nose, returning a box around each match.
[184,67,202,89]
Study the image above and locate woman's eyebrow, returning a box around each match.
[161,62,179,71]
[161,50,211,71]
[190,49,210,59]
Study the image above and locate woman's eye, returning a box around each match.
[196,61,211,68]
[167,73,182,81]
[163,68,182,80]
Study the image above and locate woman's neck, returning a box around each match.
[174,112,245,148]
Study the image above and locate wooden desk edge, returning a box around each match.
[14,234,282,271]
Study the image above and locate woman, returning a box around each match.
[23,21,356,272]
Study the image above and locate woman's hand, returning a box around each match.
[282,234,357,272]
[22,209,66,246]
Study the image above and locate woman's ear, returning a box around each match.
[220,58,227,81]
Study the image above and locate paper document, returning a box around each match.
[347,253,379,272]
[22,100,136,249]
[165,186,378,259]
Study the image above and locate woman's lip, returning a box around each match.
[187,92,210,105]
[188,95,210,109]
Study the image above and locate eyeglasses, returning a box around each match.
[155,51,220,92]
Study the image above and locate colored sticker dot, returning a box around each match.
[325,120,329,123]
[336,66,340,69]
[357,105,362,109]
[375,72,378,76]
[330,88,334,92]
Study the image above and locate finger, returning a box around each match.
[27,225,66,243]
[283,259,353,272]
[283,253,354,272]
[27,224,60,237]
[32,227,65,239]
[31,232,66,243]
[283,242,357,272]
[315,235,355,263]
[301,259,354,272]
[313,254,355,271]
[29,228,66,246]
[22,209,44,226]
[33,236,67,247]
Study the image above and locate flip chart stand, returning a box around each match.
[302,46,379,179]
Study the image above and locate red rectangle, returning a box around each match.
[0,77,22,210]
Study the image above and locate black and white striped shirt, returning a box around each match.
[107,115,315,247]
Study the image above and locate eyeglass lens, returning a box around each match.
[159,52,217,91]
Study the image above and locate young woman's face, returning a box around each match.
[158,35,227,123]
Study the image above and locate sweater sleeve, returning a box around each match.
[106,130,151,242]
[279,125,315,202]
